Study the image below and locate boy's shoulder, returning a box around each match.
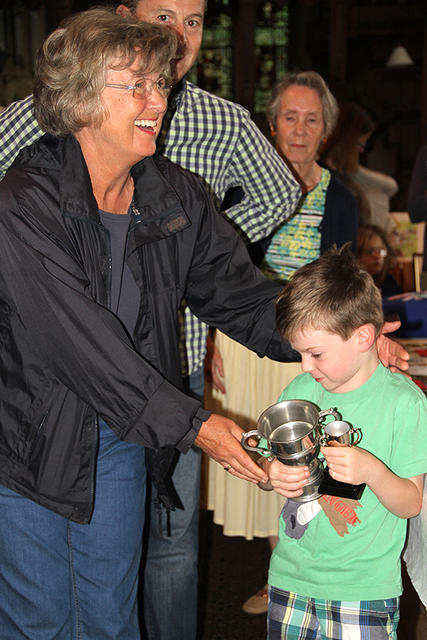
[381,364,427,405]
[278,365,427,409]
[278,372,316,402]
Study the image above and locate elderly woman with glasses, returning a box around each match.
[0,8,314,637]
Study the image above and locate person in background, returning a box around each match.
[0,2,302,638]
[408,144,427,290]
[357,224,402,297]
[321,102,398,232]
[266,245,427,640]
[206,70,359,615]
[258,71,360,277]
[0,7,308,638]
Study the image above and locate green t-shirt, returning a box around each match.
[268,363,427,601]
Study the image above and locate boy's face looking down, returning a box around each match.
[290,326,378,394]
[117,0,205,80]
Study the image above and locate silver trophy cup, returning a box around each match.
[241,400,340,502]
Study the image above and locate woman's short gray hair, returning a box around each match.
[266,70,339,137]
[34,7,177,136]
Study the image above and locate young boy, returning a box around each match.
[266,245,427,640]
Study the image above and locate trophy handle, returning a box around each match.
[317,408,341,442]
[319,434,328,447]
[240,430,273,458]
[350,427,362,446]
[318,407,341,423]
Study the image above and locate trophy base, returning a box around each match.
[318,468,365,500]
[292,486,324,502]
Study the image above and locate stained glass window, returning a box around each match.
[255,2,288,115]
[188,1,288,114]
[187,2,233,100]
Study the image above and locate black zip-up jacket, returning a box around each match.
[0,134,295,523]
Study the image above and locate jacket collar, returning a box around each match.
[59,135,100,223]
[17,133,191,242]
[56,135,189,231]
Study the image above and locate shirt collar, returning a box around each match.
[169,77,186,110]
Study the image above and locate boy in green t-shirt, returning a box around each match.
[265,245,427,640]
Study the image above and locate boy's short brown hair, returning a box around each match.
[276,244,384,343]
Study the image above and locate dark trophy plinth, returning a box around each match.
[318,467,365,500]
[318,419,366,500]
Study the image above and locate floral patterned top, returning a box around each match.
[261,168,331,283]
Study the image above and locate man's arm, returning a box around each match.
[0,95,44,179]
[184,180,298,363]
[222,110,301,242]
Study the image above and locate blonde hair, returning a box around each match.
[276,244,384,343]
[34,7,177,136]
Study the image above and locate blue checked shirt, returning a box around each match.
[0,81,300,375]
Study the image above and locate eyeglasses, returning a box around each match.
[363,247,387,257]
[105,77,173,99]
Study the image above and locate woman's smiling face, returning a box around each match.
[78,54,168,168]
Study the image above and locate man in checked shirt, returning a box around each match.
[0,2,341,638]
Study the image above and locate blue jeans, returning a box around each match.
[0,420,146,640]
[143,366,204,640]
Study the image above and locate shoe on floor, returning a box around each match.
[242,584,268,615]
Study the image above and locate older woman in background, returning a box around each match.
[206,70,360,614]
[254,71,359,279]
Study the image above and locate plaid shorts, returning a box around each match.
[268,586,399,640]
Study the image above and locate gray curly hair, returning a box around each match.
[34,7,177,136]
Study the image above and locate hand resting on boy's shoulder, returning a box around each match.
[377,319,409,372]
